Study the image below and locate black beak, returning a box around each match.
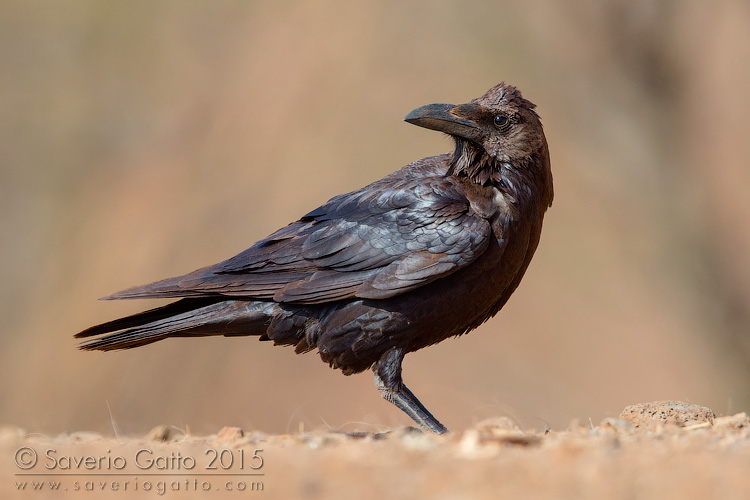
[404,102,484,142]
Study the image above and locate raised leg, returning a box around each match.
[373,347,448,434]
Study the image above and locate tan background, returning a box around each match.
[1,0,749,436]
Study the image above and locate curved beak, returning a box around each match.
[404,102,484,142]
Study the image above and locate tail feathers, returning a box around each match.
[75,298,222,339]
[76,299,273,351]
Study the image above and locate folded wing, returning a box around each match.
[106,176,495,304]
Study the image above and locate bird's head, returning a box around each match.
[404,82,551,203]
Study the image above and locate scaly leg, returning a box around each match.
[373,347,448,434]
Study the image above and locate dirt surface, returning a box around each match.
[2,401,748,499]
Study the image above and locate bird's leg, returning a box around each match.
[373,347,449,434]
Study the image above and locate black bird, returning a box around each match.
[76,82,553,434]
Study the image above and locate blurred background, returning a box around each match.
[1,0,749,435]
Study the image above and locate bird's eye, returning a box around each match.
[494,115,510,130]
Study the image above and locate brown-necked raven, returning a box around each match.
[76,82,553,434]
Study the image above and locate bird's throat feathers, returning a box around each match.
[448,138,497,185]
[448,138,553,211]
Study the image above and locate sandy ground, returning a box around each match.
[3,401,748,500]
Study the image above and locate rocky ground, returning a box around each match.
[2,401,748,499]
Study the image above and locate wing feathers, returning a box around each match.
[104,161,498,305]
